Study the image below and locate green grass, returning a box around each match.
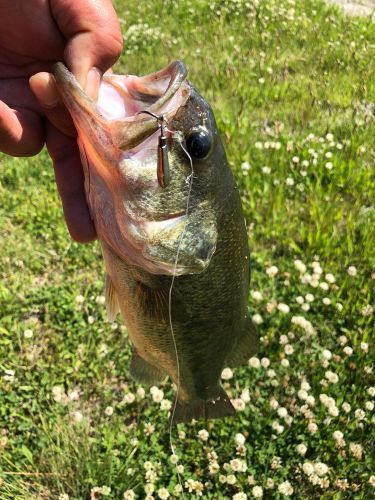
[0,0,374,498]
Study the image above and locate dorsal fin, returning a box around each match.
[105,274,120,322]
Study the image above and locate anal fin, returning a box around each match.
[226,317,259,367]
[105,274,120,322]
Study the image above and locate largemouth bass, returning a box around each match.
[53,61,258,423]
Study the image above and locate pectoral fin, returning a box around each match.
[130,350,165,384]
[105,274,120,322]
[226,318,259,367]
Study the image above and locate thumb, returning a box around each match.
[50,0,123,99]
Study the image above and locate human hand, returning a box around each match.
[0,0,122,242]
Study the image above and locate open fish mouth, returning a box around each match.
[53,61,190,151]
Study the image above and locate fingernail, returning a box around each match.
[29,73,60,109]
[85,67,102,101]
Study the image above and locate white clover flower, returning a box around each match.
[241,161,251,172]
[75,294,85,304]
[302,462,314,476]
[269,398,279,410]
[160,399,172,411]
[157,488,170,499]
[252,486,263,498]
[361,342,369,352]
[251,290,263,301]
[297,443,307,456]
[305,294,314,302]
[349,442,363,460]
[341,402,351,413]
[298,389,308,401]
[301,303,310,312]
[247,475,256,485]
[233,493,248,500]
[325,162,333,170]
[369,475,375,487]
[281,358,290,367]
[123,490,136,500]
[325,273,335,283]
[307,422,318,434]
[279,335,288,345]
[365,401,374,411]
[23,329,33,338]
[338,335,348,346]
[176,464,184,473]
[294,260,307,273]
[322,298,331,306]
[361,305,374,316]
[296,296,304,304]
[96,295,105,305]
[124,393,135,404]
[315,462,329,476]
[252,314,263,325]
[267,369,276,378]
[230,458,247,472]
[325,151,333,158]
[221,367,234,380]
[249,357,261,368]
[343,346,353,356]
[152,389,164,403]
[277,303,290,314]
[306,395,316,407]
[347,266,357,276]
[261,357,270,368]
[241,388,250,403]
[278,480,294,496]
[235,433,246,446]
[71,410,83,423]
[104,406,113,416]
[87,315,95,324]
[226,474,237,485]
[292,156,299,163]
[137,387,145,399]
[322,349,332,360]
[333,430,344,440]
[232,398,246,411]
[284,344,294,355]
[325,371,339,384]
[144,484,155,494]
[277,407,288,418]
[198,429,209,441]
[266,266,279,277]
[266,478,275,489]
[336,302,343,311]
[285,177,295,186]
[208,461,220,474]
[262,166,271,174]
[354,409,365,421]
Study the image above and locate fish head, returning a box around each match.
[53,61,233,275]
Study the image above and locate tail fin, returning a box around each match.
[171,386,235,424]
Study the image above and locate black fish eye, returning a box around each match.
[185,130,212,159]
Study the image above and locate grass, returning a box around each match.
[0,0,374,498]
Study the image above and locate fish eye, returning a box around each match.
[185,129,212,159]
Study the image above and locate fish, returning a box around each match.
[52,61,258,423]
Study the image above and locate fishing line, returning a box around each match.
[165,128,194,498]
